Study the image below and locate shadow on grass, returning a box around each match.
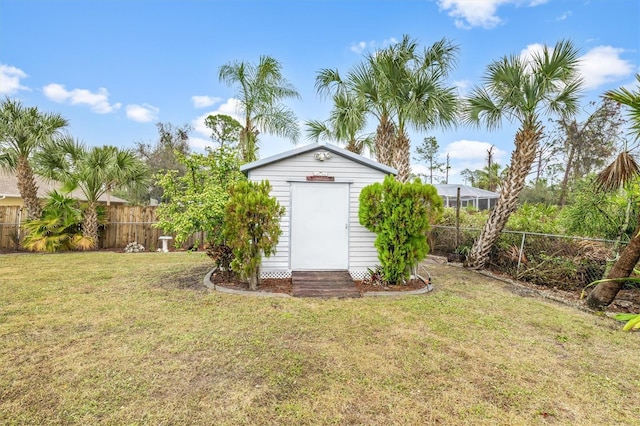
[155,264,212,291]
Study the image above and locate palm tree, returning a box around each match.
[0,98,68,219]
[464,40,583,269]
[477,163,502,191]
[586,74,640,309]
[38,138,148,249]
[218,55,300,163]
[305,91,373,154]
[316,62,397,168]
[22,190,92,252]
[384,37,459,182]
[315,36,459,181]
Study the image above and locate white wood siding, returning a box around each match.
[247,149,389,277]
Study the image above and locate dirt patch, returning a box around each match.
[156,264,212,290]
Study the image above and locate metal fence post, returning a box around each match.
[516,232,526,277]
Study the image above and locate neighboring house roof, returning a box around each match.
[433,184,499,199]
[0,170,128,204]
[240,142,397,175]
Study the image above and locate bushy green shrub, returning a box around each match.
[505,203,563,234]
[438,207,489,228]
[359,176,443,284]
[223,180,285,290]
[439,203,564,234]
[559,176,638,240]
[155,147,243,247]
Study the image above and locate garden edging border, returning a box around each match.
[203,268,434,297]
[203,268,291,297]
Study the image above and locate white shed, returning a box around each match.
[240,142,396,280]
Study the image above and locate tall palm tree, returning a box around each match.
[218,55,300,163]
[305,91,373,154]
[315,36,459,181]
[37,138,148,249]
[316,65,397,167]
[586,74,640,309]
[464,40,583,269]
[0,98,68,219]
[383,37,459,182]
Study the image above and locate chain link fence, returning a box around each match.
[429,225,627,291]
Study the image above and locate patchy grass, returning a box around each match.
[1,252,638,425]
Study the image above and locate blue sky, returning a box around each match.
[1,0,638,183]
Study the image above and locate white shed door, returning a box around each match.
[291,183,349,270]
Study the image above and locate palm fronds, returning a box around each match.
[596,151,640,192]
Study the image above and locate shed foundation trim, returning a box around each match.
[260,269,370,280]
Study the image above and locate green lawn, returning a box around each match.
[1,252,638,425]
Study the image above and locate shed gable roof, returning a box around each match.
[240,143,397,175]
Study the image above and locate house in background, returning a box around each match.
[241,142,396,280]
[432,184,499,211]
[0,170,127,207]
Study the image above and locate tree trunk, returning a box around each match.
[429,158,433,184]
[239,127,258,163]
[15,156,42,220]
[393,131,411,183]
[249,265,260,291]
[534,148,542,185]
[345,140,358,154]
[604,196,633,277]
[586,218,640,309]
[558,143,575,206]
[375,116,395,168]
[466,126,541,269]
[82,203,99,250]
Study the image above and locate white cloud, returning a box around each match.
[125,104,159,123]
[438,0,506,29]
[517,43,633,90]
[382,37,398,47]
[189,136,215,151]
[443,140,506,163]
[192,98,243,138]
[518,43,547,73]
[350,41,370,54]
[578,46,634,90]
[519,43,544,63]
[453,79,472,95]
[411,163,432,178]
[0,64,30,95]
[556,10,572,21]
[191,95,222,108]
[437,0,548,29]
[43,83,121,113]
[350,37,399,54]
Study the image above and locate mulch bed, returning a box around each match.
[208,270,427,295]
[209,270,293,294]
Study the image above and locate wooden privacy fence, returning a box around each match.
[0,206,22,250]
[0,205,205,251]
